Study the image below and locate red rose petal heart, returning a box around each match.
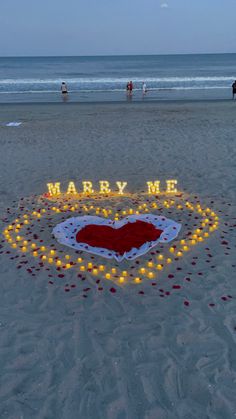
[76,220,163,255]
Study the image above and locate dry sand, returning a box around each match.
[0,101,236,419]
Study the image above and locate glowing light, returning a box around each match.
[157,254,164,261]
[111,268,117,274]
[40,246,46,251]
[99,181,111,194]
[87,262,93,269]
[33,251,38,257]
[166,179,178,193]
[50,250,56,256]
[56,260,62,267]
[156,264,163,271]
[48,257,54,264]
[183,245,189,251]
[147,181,160,194]
[148,271,155,279]
[47,182,61,196]
[177,251,183,257]
[105,273,111,279]
[22,246,27,252]
[99,265,105,271]
[119,276,125,283]
[65,255,70,260]
[77,257,83,263]
[42,255,47,261]
[134,277,141,283]
[140,267,146,274]
[82,181,94,194]
[116,181,127,195]
[169,247,175,253]
[67,181,77,195]
[147,261,154,268]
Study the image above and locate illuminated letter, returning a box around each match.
[67,181,77,195]
[82,181,94,194]
[47,182,61,196]
[147,181,160,194]
[99,181,111,194]
[166,179,178,193]
[116,181,127,195]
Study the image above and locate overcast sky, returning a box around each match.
[0,0,235,56]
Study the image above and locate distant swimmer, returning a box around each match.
[126,81,133,96]
[129,81,133,94]
[61,82,68,94]
[142,82,147,95]
[232,80,236,100]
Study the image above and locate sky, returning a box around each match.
[0,0,235,56]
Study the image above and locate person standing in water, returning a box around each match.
[61,82,68,95]
[142,81,147,95]
[232,80,236,100]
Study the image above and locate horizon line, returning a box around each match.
[0,52,236,59]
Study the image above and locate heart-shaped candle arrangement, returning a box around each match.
[53,214,181,261]
[2,192,220,297]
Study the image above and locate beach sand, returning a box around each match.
[0,101,236,418]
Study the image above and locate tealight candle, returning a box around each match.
[105,273,111,279]
[147,261,154,268]
[156,264,163,271]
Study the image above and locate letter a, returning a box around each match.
[67,181,77,194]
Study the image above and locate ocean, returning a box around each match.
[0,54,236,103]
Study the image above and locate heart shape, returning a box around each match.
[53,214,181,261]
[76,220,163,255]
